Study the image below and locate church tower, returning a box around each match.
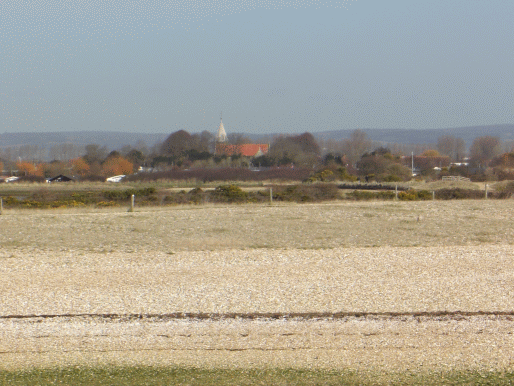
[216,113,228,143]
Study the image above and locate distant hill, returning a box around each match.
[314,124,514,147]
[0,131,167,150]
[1,125,513,157]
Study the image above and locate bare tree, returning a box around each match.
[83,144,108,164]
[503,140,514,153]
[436,135,466,161]
[49,143,83,161]
[134,139,149,156]
[341,129,373,166]
[17,145,45,162]
[192,131,215,152]
[268,132,321,167]
[469,136,502,167]
[0,147,14,163]
[227,133,252,145]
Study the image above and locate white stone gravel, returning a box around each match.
[2,315,514,371]
[2,201,514,371]
[1,246,514,315]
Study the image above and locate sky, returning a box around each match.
[1,0,513,135]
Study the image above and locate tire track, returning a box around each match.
[2,310,514,321]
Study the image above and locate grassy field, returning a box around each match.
[1,199,514,384]
[1,200,513,251]
[2,366,514,385]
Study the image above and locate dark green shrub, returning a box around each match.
[347,190,378,200]
[503,182,514,193]
[376,191,396,200]
[97,201,118,207]
[347,190,394,200]
[273,184,339,202]
[336,166,358,181]
[436,188,483,200]
[70,192,96,204]
[382,174,403,182]
[417,190,433,200]
[211,185,248,203]
[304,169,334,183]
[22,200,43,208]
[102,190,129,200]
[102,188,157,201]
[2,196,19,206]
[187,187,204,204]
[490,191,512,199]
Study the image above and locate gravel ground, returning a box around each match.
[2,246,514,315]
[2,315,514,371]
[1,201,514,371]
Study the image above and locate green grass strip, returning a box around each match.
[1,366,514,386]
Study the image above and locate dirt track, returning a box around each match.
[2,313,514,371]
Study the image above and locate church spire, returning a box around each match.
[216,112,228,142]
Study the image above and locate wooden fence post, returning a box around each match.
[0,198,3,215]
[485,184,488,199]
[129,194,135,212]
[270,187,273,204]
[432,191,435,200]
[395,184,398,200]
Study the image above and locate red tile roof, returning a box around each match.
[215,143,269,157]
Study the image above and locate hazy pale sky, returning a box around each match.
[1,0,513,135]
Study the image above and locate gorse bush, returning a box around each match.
[2,181,513,210]
[273,185,311,202]
[187,187,204,204]
[417,190,433,200]
[436,188,484,200]
[2,196,19,205]
[97,201,119,207]
[348,189,432,201]
[398,190,417,201]
[336,166,358,181]
[272,184,339,202]
[211,185,249,203]
[382,174,403,182]
[347,190,395,201]
[304,169,334,183]
[338,183,408,191]
[101,187,156,200]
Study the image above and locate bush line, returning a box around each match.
[0,185,511,209]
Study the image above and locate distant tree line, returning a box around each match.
[2,128,514,182]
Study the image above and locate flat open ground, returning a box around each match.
[1,200,514,373]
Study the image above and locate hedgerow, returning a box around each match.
[347,190,395,201]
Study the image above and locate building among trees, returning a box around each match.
[214,117,269,157]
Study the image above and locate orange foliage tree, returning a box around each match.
[16,161,43,176]
[70,157,91,176]
[101,156,134,176]
[421,149,441,157]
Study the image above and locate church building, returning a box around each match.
[214,117,269,157]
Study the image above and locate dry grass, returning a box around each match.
[2,200,514,251]
[408,179,483,191]
[2,200,514,372]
